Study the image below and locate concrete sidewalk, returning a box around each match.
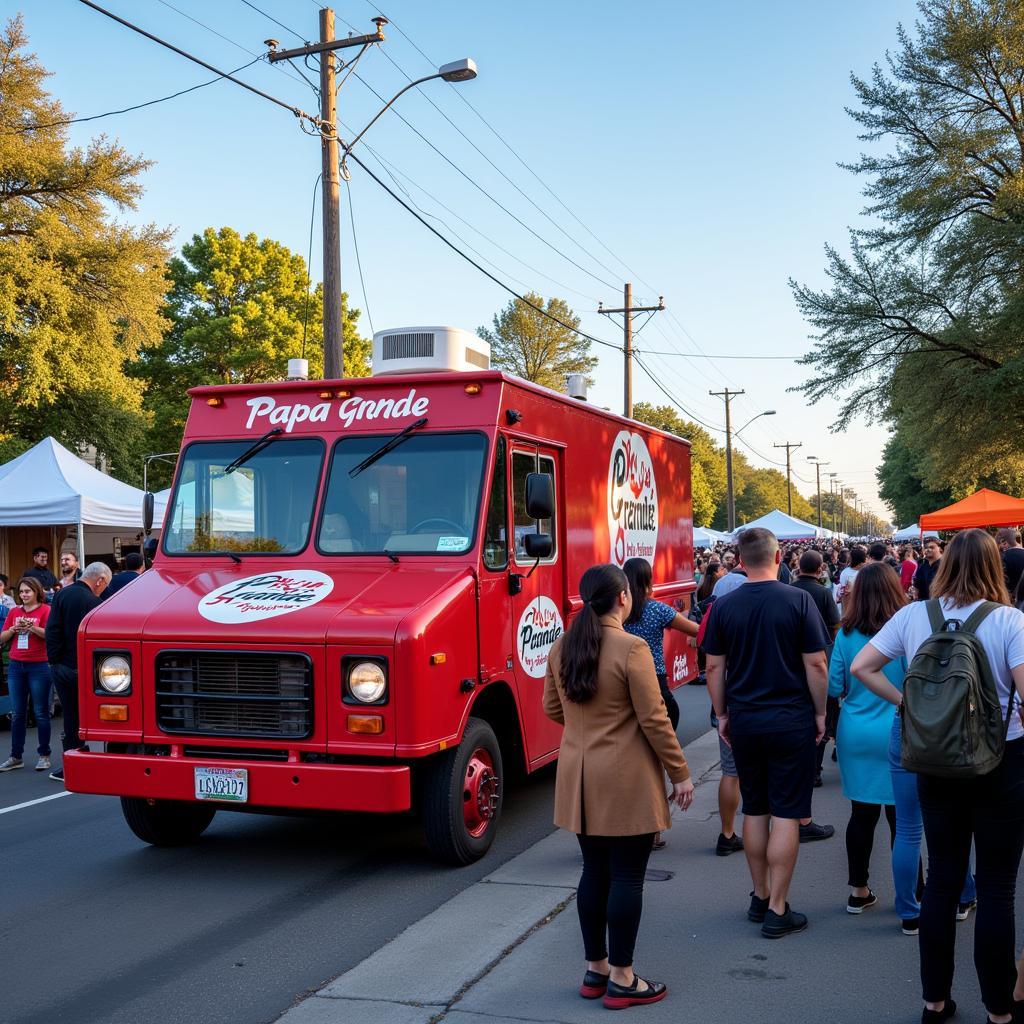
[276,729,1004,1024]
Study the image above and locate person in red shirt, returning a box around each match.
[899,545,919,593]
[0,577,53,772]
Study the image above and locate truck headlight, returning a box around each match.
[345,660,387,704]
[98,654,132,694]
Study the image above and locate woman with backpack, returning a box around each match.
[852,529,1024,1024]
[543,564,694,1009]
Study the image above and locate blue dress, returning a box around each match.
[828,628,904,805]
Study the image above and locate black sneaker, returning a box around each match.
[49,767,64,782]
[920,999,956,1022]
[716,832,744,856]
[747,892,770,923]
[799,821,835,843]
[762,904,808,939]
[901,917,920,936]
[956,899,976,922]
[846,890,878,914]
[814,771,823,788]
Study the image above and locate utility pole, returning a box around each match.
[598,284,664,418]
[773,441,802,516]
[807,456,829,529]
[828,474,839,533]
[268,13,387,379]
[709,388,745,532]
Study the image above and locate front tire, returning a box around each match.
[120,797,216,847]
[421,717,503,865]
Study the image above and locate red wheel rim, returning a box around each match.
[462,747,499,839]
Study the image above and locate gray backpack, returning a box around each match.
[900,600,1013,778]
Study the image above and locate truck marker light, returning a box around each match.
[334,388,353,398]
[430,653,446,665]
[439,740,448,751]
[347,714,384,735]
[206,396,224,407]
[99,705,129,722]
[319,390,333,399]
[464,383,482,395]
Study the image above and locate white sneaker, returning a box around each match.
[35,756,51,772]
[0,756,24,771]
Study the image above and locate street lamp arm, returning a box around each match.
[735,410,775,437]
[341,74,439,157]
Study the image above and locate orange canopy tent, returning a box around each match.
[919,489,1024,531]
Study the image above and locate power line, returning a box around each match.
[344,176,375,337]
[301,172,322,361]
[632,355,725,433]
[6,57,260,133]
[233,0,321,95]
[346,150,623,353]
[635,349,801,360]
[78,0,321,127]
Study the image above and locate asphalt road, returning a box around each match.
[0,684,712,1024]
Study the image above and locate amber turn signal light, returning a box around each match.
[205,396,224,407]
[318,390,333,399]
[347,714,384,735]
[335,388,353,398]
[430,653,446,665]
[464,383,482,395]
[98,704,129,722]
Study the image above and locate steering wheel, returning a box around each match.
[409,517,465,535]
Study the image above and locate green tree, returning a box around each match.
[734,468,816,525]
[0,16,172,479]
[632,402,726,527]
[791,0,1024,490]
[136,226,370,478]
[479,292,597,390]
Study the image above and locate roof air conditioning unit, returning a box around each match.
[372,326,490,376]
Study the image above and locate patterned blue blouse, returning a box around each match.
[624,599,677,676]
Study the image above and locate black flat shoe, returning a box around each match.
[921,999,956,1022]
[748,891,770,923]
[579,970,609,999]
[603,975,667,1010]
[761,904,808,939]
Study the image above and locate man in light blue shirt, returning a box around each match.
[713,568,747,599]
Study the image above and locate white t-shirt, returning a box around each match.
[871,598,1024,742]
[834,566,859,605]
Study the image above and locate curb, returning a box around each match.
[275,728,722,1024]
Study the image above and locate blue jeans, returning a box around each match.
[889,716,975,920]
[8,660,52,759]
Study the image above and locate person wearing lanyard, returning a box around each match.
[0,577,53,772]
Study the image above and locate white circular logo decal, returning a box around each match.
[198,570,334,623]
[607,430,659,566]
[516,596,564,678]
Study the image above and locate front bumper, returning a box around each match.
[64,749,411,813]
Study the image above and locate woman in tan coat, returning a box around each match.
[544,563,694,1010]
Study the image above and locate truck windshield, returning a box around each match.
[163,438,324,555]
[318,432,488,555]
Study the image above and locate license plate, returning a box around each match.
[194,766,248,803]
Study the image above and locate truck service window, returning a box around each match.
[164,438,324,555]
[319,433,488,555]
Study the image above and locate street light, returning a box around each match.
[341,58,478,174]
[806,455,830,529]
[723,409,775,533]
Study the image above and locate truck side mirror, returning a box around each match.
[142,491,155,535]
[525,472,554,521]
[523,533,552,560]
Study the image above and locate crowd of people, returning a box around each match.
[544,526,1024,1022]
[0,549,146,781]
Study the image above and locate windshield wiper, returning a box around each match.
[382,549,399,564]
[348,418,427,478]
[223,428,284,475]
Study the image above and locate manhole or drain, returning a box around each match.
[644,869,674,882]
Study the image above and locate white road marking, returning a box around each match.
[0,790,73,815]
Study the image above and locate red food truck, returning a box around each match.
[65,326,695,863]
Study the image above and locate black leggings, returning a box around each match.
[656,673,680,731]
[845,800,896,888]
[918,738,1024,1015]
[576,833,655,967]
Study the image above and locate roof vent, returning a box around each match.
[372,326,490,376]
[567,374,587,400]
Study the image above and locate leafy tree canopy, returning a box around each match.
[480,292,597,390]
[135,226,370,480]
[0,16,171,479]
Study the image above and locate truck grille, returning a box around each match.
[155,652,313,739]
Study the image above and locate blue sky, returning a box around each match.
[21,0,923,522]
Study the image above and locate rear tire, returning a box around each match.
[421,717,503,865]
[120,797,216,847]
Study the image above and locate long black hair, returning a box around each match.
[622,557,652,626]
[561,564,627,704]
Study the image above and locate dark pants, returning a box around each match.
[656,673,680,731]
[50,664,83,753]
[576,833,655,968]
[845,800,895,888]
[918,738,1024,1015]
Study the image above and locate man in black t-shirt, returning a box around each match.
[704,527,830,939]
[791,550,840,639]
[997,528,1024,600]
[912,537,942,600]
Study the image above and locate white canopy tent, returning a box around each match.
[0,437,153,566]
[893,523,939,541]
[732,508,831,541]
[154,472,256,536]
[693,526,731,548]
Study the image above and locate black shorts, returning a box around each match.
[730,722,816,820]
